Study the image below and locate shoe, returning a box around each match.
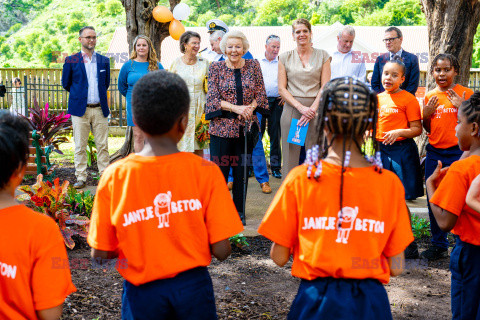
[248,167,254,178]
[227,181,233,191]
[272,169,282,179]
[404,241,419,259]
[260,182,272,194]
[420,245,448,261]
[73,180,86,189]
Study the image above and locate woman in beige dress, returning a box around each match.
[278,18,331,177]
[170,31,209,157]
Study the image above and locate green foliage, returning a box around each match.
[229,233,249,248]
[0,43,12,59]
[13,39,26,51]
[67,19,85,34]
[472,26,480,68]
[96,3,106,15]
[254,0,310,26]
[356,0,425,26]
[70,11,84,20]
[65,186,95,218]
[8,23,23,34]
[411,214,431,239]
[86,133,98,167]
[105,0,123,16]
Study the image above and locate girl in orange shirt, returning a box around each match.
[421,54,473,261]
[259,77,414,320]
[0,112,76,320]
[376,59,423,201]
[427,92,480,320]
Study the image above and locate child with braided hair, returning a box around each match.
[258,77,414,320]
[427,92,480,320]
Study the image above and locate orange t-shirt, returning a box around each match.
[87,152,244,286]
[430,155,480,246]
[376,90,421,142]
[424,85,474,149]
[258,162,413,284]
[0,205,76,319]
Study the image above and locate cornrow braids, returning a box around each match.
[308,77,380,228]
[385,58,406,77]
[430,53,460,75]
[461,91,480,126]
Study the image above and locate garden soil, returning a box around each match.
[27,165,452,319]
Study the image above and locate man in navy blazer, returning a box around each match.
[62,26,110,189]
[371,27,420,96]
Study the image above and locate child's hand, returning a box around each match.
[466,174,480,213]
[382,129,402,145]
[423,96,439,118]
[426,160,449,191]
[447,89,466,108]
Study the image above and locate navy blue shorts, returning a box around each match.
[450,236,480,320]
[121,267,218,320]
[288,277,392,320]
[380,138,424,200]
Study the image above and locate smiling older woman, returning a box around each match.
[206,30,268,224]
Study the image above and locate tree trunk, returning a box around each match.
[421,0,480,90]
[111,0,181,163]
[416,0,480,157]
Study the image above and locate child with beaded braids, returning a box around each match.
[0,111,76,319]
[427,92,480,320]
[258,77,414,320]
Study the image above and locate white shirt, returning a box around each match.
[82,50,100,104]
[330,50,366,83]
[390,49,403,61]
[258,54,279,98]
[200,48,223,62]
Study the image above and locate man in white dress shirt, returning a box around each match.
[199,19,229,62]
[330,26,366,82]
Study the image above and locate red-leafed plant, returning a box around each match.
[17,175,90,249]
[21,97,72,154]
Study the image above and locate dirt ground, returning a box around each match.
[24,164,452,319]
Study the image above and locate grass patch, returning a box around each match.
[50,136,125,163]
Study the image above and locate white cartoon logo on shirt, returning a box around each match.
[154,191,172,229]
[335,206,359,244]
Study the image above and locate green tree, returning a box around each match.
[0,43,12,59]
[105,0,123,16]
[254,0,310,26]
[67,19,85,34]
[356,0,425,26]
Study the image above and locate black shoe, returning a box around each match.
[272,169,282,179]
[248,167,254,178]
[420,245,448,261]
[239,213,246,226]
[405,241,419,259]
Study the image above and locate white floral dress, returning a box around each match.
[170,57,209,152]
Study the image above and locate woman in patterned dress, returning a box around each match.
[205,30,269,224]
[170,31,209,157]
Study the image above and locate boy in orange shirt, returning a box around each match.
[427,92,480,320]
[259,77,414,319]
[0,112,76,320]
[87,70,244,320]
[421,53,474,261]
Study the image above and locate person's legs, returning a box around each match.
[132,126,145,153]
[72,111,91,184]
[209,135,232,182]
[267,98,283,175]
[280,102,301,178]
[252,112,270,189]
[232,134,249,224]
[91,108,109,175]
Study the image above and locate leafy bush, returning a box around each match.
[21,98,72,154]
[96,3,106,15]
[0,43,12,59]
[13,39,26,51]
[67,19,85,34]
[106,0,123,16]
[71,11,85,20]
[411,214,431,239]
[8,23,22,35]
[65,186,95,218]
[86,133,98,167]
[17,175,90,249]
[229,233,249,248]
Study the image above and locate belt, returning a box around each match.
[268,97,281,102]
[87,103,101,108]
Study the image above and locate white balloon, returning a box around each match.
[172,3,190,21]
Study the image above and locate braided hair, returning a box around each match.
[305,77,380,228]
[430,53,460,75]
[460,91,480,126]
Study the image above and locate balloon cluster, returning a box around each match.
[152,3,190,40]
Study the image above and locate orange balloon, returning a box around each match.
[169,19,185,40]
[152,6,173,23]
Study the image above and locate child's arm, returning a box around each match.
[91,248,119,266]
[388,251,405,276]
[382,120,422,145]
[422,96,438,133]
[426,161,458,232]
[36,305,63,320]
[466,174,480,213]
[270,242,291,267]
[211,239,232,261]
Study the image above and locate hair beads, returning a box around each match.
[306,145,321,179]
[344,151,351,167]
[374,151,383,172]
[305,148,314,178]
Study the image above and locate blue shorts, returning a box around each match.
[380,138,424,200]
[288,277,392,320]
[122,267,217,320]
[450,236,480,320]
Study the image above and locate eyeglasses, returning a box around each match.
[383,37,399,43]
[81,36,97,41]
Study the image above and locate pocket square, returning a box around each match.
[100,69,106,72]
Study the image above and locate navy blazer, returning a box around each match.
[371,50,420,96]
[61,52,111,117]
